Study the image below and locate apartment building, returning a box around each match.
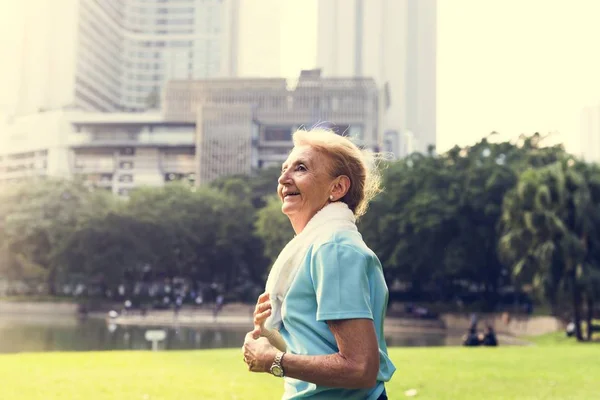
[164,69,379,183]
[0,111,195,195]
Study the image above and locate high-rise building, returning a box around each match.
[580,105,600,163]
[15,0,239,114]
[317,0,437,156]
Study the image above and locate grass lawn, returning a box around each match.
[1,344,598,400]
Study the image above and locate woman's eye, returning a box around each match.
[296,165,307,171]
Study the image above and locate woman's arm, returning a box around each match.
[260,327,287,352]
[282,318,379,388]
[243,318,379,389]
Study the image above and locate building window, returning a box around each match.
[119,161,134,170]
[332,124,351,136]
[120,147,135,156]
[165,173,182,181]
[264,126,292,142]
[119,174,134,183]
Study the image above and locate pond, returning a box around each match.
[0,314,462,353]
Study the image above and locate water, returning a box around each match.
[0,314,459,353]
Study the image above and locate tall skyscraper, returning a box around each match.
[317,0,437,155]
[580,105,600,163]
[15,0,240,114]
[236,0,282,77]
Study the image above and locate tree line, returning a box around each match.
[0,133,598,341]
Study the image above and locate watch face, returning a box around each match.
[270,365,283,377]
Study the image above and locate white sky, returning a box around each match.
[2,0,600,155]
[436,0,600,154]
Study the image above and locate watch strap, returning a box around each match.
[270,351,285,377]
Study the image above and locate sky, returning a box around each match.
[2,0,600,156]
[436,0,600,154]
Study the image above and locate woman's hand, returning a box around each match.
[242,332,277,373]
[251,292,272,339]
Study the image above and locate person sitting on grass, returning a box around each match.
[481,324,498,346]
[463,327,481,346]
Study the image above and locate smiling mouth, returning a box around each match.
[284,192,300,198]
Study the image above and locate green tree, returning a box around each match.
[498,158,600,341]
[124,183,267,290]
[361,134,566,309]
[0,178,115,293]
[53,211,167,294]
[255,195,295,268]
[211,166,281,209]
[579,163,600,339]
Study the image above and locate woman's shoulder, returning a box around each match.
[314,229,377,260]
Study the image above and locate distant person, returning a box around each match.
[213,294,224,321]
[195,293,204,308]
[470,313,478,328]
[242,129,395,399]
[123,299,132,315]
[481,324,498,346]
[174,296,183,318]
[463,316,480,347]
[463,327,481,346]
[566,322,576,337]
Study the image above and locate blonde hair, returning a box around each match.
[292,128,382,218]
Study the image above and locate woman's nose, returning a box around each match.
[278,170,291,185]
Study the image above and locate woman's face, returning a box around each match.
[278,145,334,229]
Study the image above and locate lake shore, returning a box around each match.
[103,308,448,332]
[0,299,560,341]
[103,309,532,346]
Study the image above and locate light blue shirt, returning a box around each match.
[279,229,396,399]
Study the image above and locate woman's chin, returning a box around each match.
[281,203,299,216]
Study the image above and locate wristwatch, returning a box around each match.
[269,351,285,377]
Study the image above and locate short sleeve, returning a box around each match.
[310,242,373,321]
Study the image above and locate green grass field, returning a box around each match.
[1,343,598,400]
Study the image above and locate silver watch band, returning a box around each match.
[270,351,285,377]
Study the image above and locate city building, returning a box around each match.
[164,69,379,183]
[1,71,378,189]
[580,104,600,163]
[383,130,416,160]
[15,0,240,114]
[316,0,437,157]
[0,111,195,196]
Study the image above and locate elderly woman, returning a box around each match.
[243,129,396,399]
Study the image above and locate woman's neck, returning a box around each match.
[288,202,332,234]
[289,214,309,235]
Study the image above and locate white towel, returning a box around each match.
[264,201,357,330]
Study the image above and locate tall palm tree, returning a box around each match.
[498,158,596,341]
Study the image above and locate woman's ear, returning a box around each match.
[331,175,351,201]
